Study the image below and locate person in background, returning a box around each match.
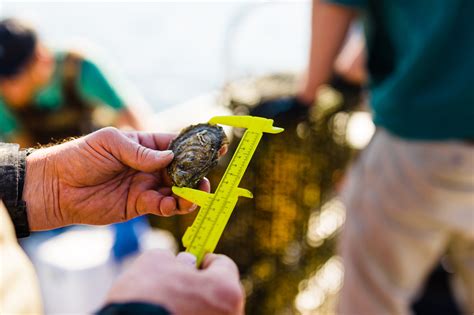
[0,17,154,262]
[250,24,366,122]
[0,18,145,147]
[0,127,244,315]
[297,1,473,314]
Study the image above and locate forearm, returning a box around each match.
[23,147,59,231]
[334,31,367,85]
[115,107,145,130]
[299,0,357,103]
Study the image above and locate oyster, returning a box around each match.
[168,123,228,188]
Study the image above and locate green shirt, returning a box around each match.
[328,0,474,140]
[0,52,126,139]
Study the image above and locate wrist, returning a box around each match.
[24,148,58,231]
[297,77,318,106]
[296,89,316,106]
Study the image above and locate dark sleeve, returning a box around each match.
[0,143,30,238]
[97,302,170,315]
[324,0,367,9]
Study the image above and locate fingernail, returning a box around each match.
[188,204,198,212]
[176,252,197,267]
[158,150,174,157]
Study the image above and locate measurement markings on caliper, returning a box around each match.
[172,116,283,267]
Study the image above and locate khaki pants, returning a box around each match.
[338,129,474,315]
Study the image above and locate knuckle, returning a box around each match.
[211,255,239,274]
[220,255,239,270]
[134,144,159,168]
[137,146,151,161]
[94,127,121,142]
[100,126,120,136]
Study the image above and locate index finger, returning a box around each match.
[150,133,176,150]
[174,178,211,214]
[124,131,177,151]
[200,254,240,280]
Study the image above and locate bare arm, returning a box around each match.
[335,31,367,85]
[298,0,357,104]
[114,88,155,131]
[115,107,145,130]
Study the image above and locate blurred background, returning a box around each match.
[1,0,310,111]
[0,1,460,315]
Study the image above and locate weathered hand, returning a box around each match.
[105,250,244,315]
[24,127,209,231]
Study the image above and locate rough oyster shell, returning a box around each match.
[167,123,228,188]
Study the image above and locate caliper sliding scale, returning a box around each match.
[172,115,284,267]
